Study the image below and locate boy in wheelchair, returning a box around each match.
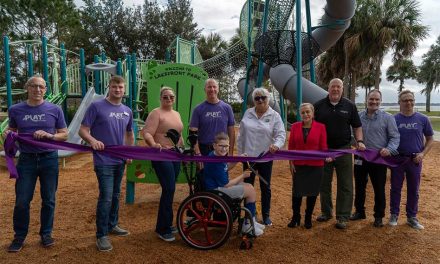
[203,132,265,236]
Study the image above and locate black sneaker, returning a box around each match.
[8,238,24,252]
[316,214,333,222]
[335,219,348,229]
[373,218,384,228]
[41,235,55,247]
[349,212,366,221]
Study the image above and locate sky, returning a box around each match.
[78,0,440,104]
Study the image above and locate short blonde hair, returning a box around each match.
[160,86,174,97]
[300,103,314,112]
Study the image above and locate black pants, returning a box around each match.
[243,161,273,220]
[353,156,387,218]
[292,196,317,216]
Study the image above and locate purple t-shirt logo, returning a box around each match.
[398,123,417,129]
[205,111,222,118]
[109,112,129,119]
[22,114,46,122]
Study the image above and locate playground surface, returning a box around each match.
[1,139,439,264]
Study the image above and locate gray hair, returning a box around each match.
[25,75,46,89]
[252,87,270,98]
[205,78,218,87]
[398,89,415,101]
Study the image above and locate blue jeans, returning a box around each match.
[152,161,181,235]
[14,151,59,240]
[94,163,125,238]
[243,161,273,220]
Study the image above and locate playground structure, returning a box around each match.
[1,0,356,206]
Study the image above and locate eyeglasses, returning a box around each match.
[162,95,175,100]
[254,96,267,101]
[216,144,229,149]
[401,99,414,103]
[28,84,46,89]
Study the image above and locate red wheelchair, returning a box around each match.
[166,129,259,250]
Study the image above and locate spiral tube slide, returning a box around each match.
[270,0,356,104]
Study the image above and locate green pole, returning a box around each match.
[295,0,302,121]
[80,49,86,97]
[27,44,33,77]
[3,36,12,108]
[42,35,51,94]
[126,54,132,107]
[305,0,316,83]
[60,43,68,122]
[242,0,254,117]
[256,0,271,87]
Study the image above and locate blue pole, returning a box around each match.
[256,0,271,87]
[42,35,50,94]
[131,53,137,112]
[94,55,100,94]
[126,54,132,107]
[295,0,302,121]
[242,0,254,117]
[3,36,12,108]
[60,43,68,122]
[101,51,106,62]
[305,0,316,83]
[117,59,122,75]
[176,35,180,63]
[191,40,195,64]
[80,49,86,97]
[27,44,33,77]
[165,48,171,63]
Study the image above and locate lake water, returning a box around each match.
[357,104,440,112]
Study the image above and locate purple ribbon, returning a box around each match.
[4,132,409,179]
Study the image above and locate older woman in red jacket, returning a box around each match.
[288,103,331,229]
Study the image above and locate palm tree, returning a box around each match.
[418,36,440,112]
[386,58,418,92]
[316,0,428,99]
[197,32,228,60]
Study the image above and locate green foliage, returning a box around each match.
[418,35,440,112]
[386,58,418,92]
[197,33,228,60]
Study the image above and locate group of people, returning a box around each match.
[5,75,434,253]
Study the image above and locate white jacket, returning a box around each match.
[237,106,286,158]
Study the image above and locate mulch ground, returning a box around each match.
[1,142,439,264]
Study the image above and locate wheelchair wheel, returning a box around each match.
[177,192,233,250]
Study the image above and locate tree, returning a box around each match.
[386,58,418,92]
[197,33,227,60]
[418,36,440,112]
[161,0,201,58]
[316,0,428,100]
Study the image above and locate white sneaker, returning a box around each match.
[242,221,264,237]
[253,217,265,230]
[389,214,398,226]
[407,217,424,230]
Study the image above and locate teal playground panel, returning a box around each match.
[125,61,208,204]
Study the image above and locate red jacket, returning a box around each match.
[288,120,328,166]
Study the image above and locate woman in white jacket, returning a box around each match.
[237,87,286,226]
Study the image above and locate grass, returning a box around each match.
[430,118,440,131]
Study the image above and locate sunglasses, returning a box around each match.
[254,96,267,101]
[401,99,414,103]
[162,95,175,100]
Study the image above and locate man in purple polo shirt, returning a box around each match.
[6,76,68,252]
[79,75,134,251]
[389,90,434,230]
[189,78,235,156]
